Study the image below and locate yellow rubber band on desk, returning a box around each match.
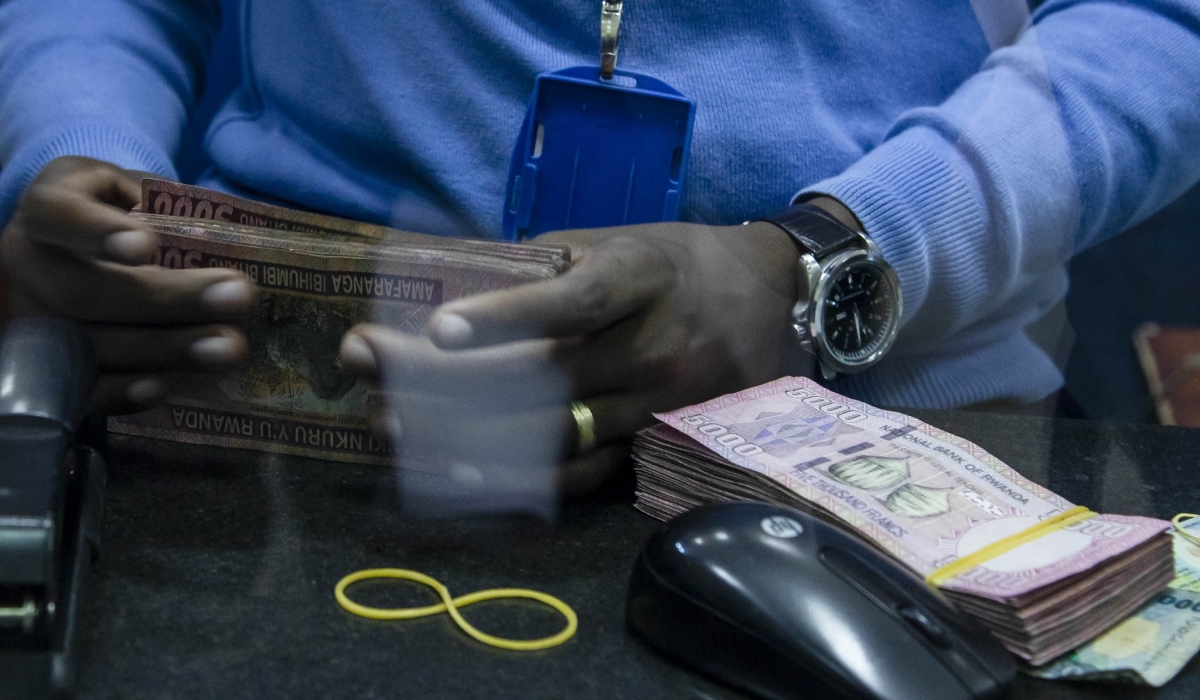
[334,568,577,651]
[925,506,1098,587]
[1172,513,1200,547]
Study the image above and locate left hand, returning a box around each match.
[339,219,804,496]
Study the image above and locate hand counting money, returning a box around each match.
[631,377,1173,666]
[108,180,570,464]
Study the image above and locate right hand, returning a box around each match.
[0,156,255,412]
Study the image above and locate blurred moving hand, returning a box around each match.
[341,219,804,496]
[0,156,254,412]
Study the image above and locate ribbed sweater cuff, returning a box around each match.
[794,126,989,328]
[0,122,176,229]
[832,332,1062,409]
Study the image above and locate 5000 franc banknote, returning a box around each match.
[650,377,1168,603]
[634,376,1172,664]
[109,181,569,464]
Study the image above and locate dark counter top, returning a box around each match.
[74,411,1200,699]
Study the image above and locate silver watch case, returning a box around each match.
[791,233,902,381]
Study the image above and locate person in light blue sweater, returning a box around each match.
[1,1,1198,482]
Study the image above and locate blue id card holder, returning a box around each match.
[501,2,696,240]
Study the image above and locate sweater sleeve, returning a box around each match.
[800,0,1200,358]
[0,0,221,227]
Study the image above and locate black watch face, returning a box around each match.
[820,262,897,365]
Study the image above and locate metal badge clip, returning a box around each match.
[600,0,623,79]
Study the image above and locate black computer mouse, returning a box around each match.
[626,502,1016,700]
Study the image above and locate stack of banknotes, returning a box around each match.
[108,180,569,464]
[631,377,1176,668]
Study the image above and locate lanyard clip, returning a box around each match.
[600,0,623,80]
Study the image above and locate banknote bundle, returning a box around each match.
[108,180,570,464]
[631,377,1174,666]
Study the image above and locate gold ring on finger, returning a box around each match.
[570,400,597,454]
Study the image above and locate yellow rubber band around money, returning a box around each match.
[925,506,1098,587]
[334,568,577,651]
[1172,513,1200,547]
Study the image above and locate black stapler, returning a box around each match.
[0,318,101,700]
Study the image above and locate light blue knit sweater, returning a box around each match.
[2,0,1199,408]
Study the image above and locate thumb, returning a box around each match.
[18,157,155,265]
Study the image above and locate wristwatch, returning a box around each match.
[755,202,902,381]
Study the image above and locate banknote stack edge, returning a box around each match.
[1027,514,1200,686]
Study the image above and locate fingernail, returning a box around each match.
[189,335,241,366]
[104,230,154,262]
[432,313,473,347]
[367,410,402,442]
[383,411,403,443]
[201,279,253,313]
[125,376,166,404]
[450,463,485,489]
[340,334,377,372]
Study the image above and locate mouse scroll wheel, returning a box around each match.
[898,605,952,649]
